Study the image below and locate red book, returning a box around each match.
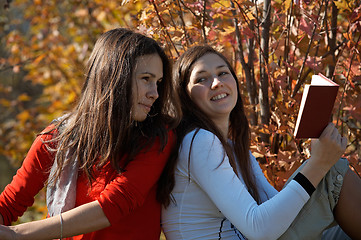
[294,74,339,139]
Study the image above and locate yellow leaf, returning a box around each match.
[135,2,143,12]
[18,94,31,102]
[333,0,350,12]
[212,0,231,8]
[274,0,284,4]
[0,99,11,107]
[223,26,235,35]
[284,0,292,12]
[33,54,45,65]
[66,92,77,104]
[17,111,31,123]
[246,9,256,21]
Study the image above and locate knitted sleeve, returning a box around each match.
[0,126,55,225]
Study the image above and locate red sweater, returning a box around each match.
[0,125,175,239]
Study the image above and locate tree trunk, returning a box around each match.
[326,1,338,78]
[230,0,258,126]
[247,19,258,126]
[259,0,271,142]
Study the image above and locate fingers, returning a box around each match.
[319,122,335,140]
[332,127,340,143]
[318,122,347,152]
[320,123,344,142]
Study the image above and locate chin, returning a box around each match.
[133,115,147,122]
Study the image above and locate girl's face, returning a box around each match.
[186,53,237,125]
[131,53,163,122]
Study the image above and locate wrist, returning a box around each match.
[300,158,330,187]
[306,156,331,174]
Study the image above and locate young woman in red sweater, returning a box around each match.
[0,28,180,239]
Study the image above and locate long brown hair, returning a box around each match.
[47,28,181,193]
[161,45,260,206]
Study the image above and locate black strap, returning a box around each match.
[293,172,316,196]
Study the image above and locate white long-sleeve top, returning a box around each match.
[162,129,310,240]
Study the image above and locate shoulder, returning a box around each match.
[177,129,230,179]
[179,128,224,164]
[22,124,58,171]
[182,128,220,148]
[37,124,58,143]
[142,128,176,155]
[27,123,61,156]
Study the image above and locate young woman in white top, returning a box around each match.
[161,45,361,240]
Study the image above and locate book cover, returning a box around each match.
[294,74,339,139]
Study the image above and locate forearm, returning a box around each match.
[11,200,110,240]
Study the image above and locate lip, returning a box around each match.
[210,92,229,101]
[139,103,152,112]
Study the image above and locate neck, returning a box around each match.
[212,117,229,140]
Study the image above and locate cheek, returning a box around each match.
[189,86,207,107]
[226,76,237,88]
[132,82,139,99]
[134,82,147,100]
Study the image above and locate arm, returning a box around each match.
[0,200,109,240]
[249,153,278,202]
[251,123,346,202]
[0,127,55,225]
[183,127,345,240]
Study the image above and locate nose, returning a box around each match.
[147,82,159,100]
[211,76,224,89]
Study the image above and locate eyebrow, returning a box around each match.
[137,72,156,77]
[195,64,228,74]
[137,72,163,81]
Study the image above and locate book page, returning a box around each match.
[294,84,310,136]
[311,74,338,86]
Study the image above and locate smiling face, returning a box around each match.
[186,53,238,127]
[131,53,163,122]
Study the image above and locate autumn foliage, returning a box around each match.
[1,0,361,222]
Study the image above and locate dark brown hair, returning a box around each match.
[162,45,260,206]
[47,28,181,198]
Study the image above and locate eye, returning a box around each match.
[218,71,229,77]
[142,76,150,81]
[196,77,207,83]
[157,78,163,85]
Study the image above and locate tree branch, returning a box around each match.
[150,0,179,57]
[201,0,207,43]
[176,0,193,46]
[336,32,361,133]
[291,0,326,97]
[230,0,258,125]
